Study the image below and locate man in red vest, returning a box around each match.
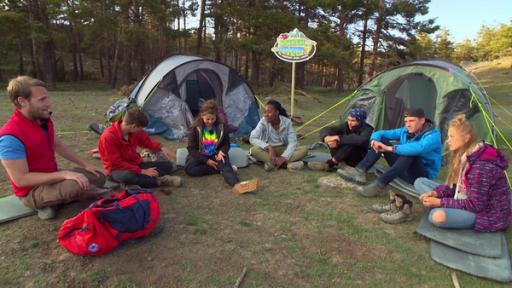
[0,76,107,220]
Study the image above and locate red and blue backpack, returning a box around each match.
[58,189,160,256]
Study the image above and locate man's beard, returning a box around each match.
[28,106,51,120]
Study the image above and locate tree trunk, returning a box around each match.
[111,29,121,89]
[244,52,249,80]
[122,46,132,86]
[337,9,351,92]
[268,61,277,87]
[18,41,25,75]
[99,48,104,79]
[250,50,259,83]
[71,28,79,81]
[27,1,41,79]
[357,15,369,87]
[196,0,206,54]
[121,1,132,86]
[78,48,84,80]
[368,0,384,78]
[296,62,305,89]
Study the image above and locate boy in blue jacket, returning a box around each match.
[338,108,442,198]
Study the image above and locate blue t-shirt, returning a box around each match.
[0,135,26,160]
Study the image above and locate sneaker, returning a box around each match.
[379,195,413,224]
[287,161,304,171]
[307,161,330,171]
[356,180,387,197]
[336,166,367,184]
[157,175,182,187]
[37,206,56,220]
[370,191,396,213]
[263,162,275,172]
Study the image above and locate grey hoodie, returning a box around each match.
[249,115,298,160]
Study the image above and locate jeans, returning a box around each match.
[110,161,175,188]
[185,155,239,186]
[413,177,441,196]
[356,138,427,185]
[414,178,476,229]
[428,208,476,229]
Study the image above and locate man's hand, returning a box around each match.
[215,151,226,163]
[327,141,338,149]
[206,159,219,170]
[82,163,104,177]
[324,135,339,144]
[141,167,159,177]
[370,140,382,152]
[371,141,392,153]
[274,156,287,168]
[62,171,90,191]
[381,144,393,153]
[161,147,176,160]
[421,196,441,208]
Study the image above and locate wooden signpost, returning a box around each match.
[271,28,316,118]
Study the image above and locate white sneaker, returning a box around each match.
[287,161,304,171]
[263,162,275,172]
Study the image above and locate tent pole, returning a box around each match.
[291,61,296,118]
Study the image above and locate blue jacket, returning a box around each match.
[370,121,442,179]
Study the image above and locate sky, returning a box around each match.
[423,0,512,42]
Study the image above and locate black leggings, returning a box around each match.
[185,156,239,186]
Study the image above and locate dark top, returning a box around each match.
[319,121,374,148]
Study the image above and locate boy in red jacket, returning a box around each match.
[98,108,181,189]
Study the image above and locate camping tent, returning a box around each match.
[341,60,495,144]
[112,55,260,139]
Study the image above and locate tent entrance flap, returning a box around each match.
[182,69,222,117]
[384,73,437,129]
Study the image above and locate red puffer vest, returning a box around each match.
[0,109,58,197]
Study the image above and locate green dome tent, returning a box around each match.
[341,60,496,145]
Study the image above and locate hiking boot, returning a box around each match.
[379,195,413,224]
[371,192,397,213]
[287,161,304,171]
[307,161,330,171]
[37,206,56,220]
[263,162,275,172]
[157,175,182,187]
[336,162,349,170]
[336,166,367,184]
[356,180,387,197]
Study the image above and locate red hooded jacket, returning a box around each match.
[98,121,161,174]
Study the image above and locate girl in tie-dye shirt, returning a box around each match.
[185,100,240,186]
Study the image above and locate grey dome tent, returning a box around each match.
[341,60,495,144]
[107,55,260,139]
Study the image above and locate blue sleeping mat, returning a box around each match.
[0,195,36,224]
[430,238,512,282]
[416,212,503,258]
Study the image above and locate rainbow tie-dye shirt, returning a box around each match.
[201,128,218,157]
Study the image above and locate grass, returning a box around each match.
[0,58,510,287]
